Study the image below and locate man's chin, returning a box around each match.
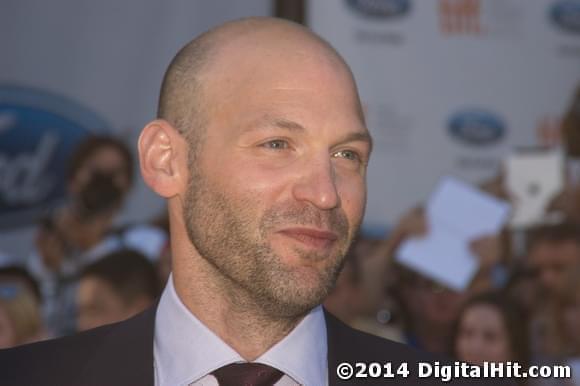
[257,270,337,317]
[260,293,325,319]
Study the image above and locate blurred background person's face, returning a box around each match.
[551,271,580,357]
[410,277,465,327]
[67,143,133,222]
[77,249,158,332]
[455,304,512,365]
[395,272,466,355]
[70,145,131,197]
[528,240,580,296]
[0,304,15,349]
[562,293,580,354]
[77,276,130,331]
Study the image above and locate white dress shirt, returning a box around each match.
[154,276,328,386]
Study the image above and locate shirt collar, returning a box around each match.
[154,276,328,386]
[255,305,328,386]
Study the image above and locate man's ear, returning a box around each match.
[138,119,187,198]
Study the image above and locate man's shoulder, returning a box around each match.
[323,310,433,363]
[323,310,515,385]
[0,322,118,385]
[0,306,156,386]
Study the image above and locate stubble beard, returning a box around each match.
[183,166,356,320]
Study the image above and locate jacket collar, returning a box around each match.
[80,304,349,386]
[324,308,354,386]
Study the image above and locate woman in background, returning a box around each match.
[452,291,531,385]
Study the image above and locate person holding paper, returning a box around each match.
[396,177,511,292]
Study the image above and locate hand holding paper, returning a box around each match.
[395,176,511,291]
[505,151,564,228]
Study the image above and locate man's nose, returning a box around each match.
[291,156,340,210]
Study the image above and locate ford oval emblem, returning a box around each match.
[448,109,506,147]
[346,0,411,19]
[550,0,580,34]
[0,85,109,228]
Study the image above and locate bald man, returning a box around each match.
[0,18,515,386]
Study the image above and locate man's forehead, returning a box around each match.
[206,46,346,90]
[198,19,349,83]
[206,18,335,57]
[199,42,364,129]
[157,17,358,140]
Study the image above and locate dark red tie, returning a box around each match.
[212,363,284,386]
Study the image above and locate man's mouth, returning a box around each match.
[277,227,338,250]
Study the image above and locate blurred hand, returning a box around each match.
[393,206,428,240]
[381,206,429,259]
[479,173,509,200]
[547,183,580,222]
[36,226,65,272]
[469,234,501,269]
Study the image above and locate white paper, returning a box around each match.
[505,151,564,228]
[396,176,511,291]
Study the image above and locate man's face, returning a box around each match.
[181,45,370,318]
[405,276,465,326]
[529,240,580,296]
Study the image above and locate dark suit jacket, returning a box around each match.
[0,306,514,386]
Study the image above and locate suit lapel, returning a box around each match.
[324,308,353,386]
[76,304,373,385]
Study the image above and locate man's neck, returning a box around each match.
[172,253,305,361]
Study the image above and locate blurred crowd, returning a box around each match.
[0,86,579,386]
[323,85,580,386]
[0,135,171,346]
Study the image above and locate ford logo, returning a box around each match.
[448,109,506,146]
[346,0,411,19]
[0,85,109,228]
[550,1,580,34]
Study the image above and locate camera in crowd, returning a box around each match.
[76,169,126,221]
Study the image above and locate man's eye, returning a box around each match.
[333,149,360,162]
[262,139,289,150]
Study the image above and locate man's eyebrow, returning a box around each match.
[242,117,306,133]
[271,118,306,131]
[336,131,373,154]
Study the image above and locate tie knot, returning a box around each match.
[212,363,284,386]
